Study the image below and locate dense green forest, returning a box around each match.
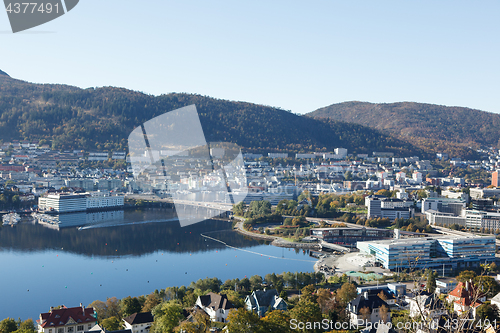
[0,72,421,156]
[307,101,500,159]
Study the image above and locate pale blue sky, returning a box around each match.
[1,0,499,114]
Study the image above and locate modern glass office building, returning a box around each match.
[357,235,496,274]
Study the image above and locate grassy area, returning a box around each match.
[339,207,368,214]
[281,237,300,243]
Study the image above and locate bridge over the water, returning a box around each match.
[319,241,351,253]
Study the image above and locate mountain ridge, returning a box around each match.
[307,101,500,155]
[0,73,420,157]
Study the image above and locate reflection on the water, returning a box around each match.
[0,208,267,257]
[31,203,231,231]
[32,211,126,230]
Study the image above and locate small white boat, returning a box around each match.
[2,213,21,226]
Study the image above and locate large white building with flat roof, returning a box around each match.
[38,193,88,213]
[39,192,124,213]
[425,209,466,227]
[465,210,500,230]
[365,196,413,220]
[357,235,496,274]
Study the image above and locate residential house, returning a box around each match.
[182,305,210,324]
[408,292,446,321]
[122,312,154,333]
[347,292,391,326]
[363,289,396,306]
[490,292,500,310]
[245,289,287,317]
[446,280,486,318]
[357,283,406,299]
[84,324,131,333]
[195,292,234,323]
[37,304,97,333]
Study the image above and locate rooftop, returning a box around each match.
[358,234,495,246]
[39,306,96,328]
[122,312,154,325]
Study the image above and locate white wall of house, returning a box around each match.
[38,323,94,333]
[195,299,230,322]
[122,322,151,333]
[349,309,390,326]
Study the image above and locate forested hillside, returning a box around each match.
[0,72,420,156]
[308,101,500,158]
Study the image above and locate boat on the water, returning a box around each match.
[2,213,21,226]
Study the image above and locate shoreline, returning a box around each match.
[232,219,324,273]
[233,219,320,248]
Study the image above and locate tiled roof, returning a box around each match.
[250,289,279,307]
[448,281,485,303]
[198,292,234,311]
[184,305,210,323]
[40,306,96,328]
[454,297,482,308]
[122,312,154,325]
[349,294,389,315]
[448,282,469,298]
[365,289,396,300]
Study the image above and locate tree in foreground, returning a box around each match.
[0,318,17,333]
[121,296,142,318]
[101,317,121,331]
[88,300,108,321]
[142,293,163,313]
[426,270,438,293]
[316,288,335,314]
[289,298,323,333]
[151,301,184,333]
[476,303,500,322]
[10,319,36,333]
[175,311,211,333]
[336,282,357,305]
[261,310,292,333]
[105,297,121,319]
[225,308,261,333]
[456,270,477,283]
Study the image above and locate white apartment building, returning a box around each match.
[268,153,288,158]
[39,192,124,213]
[86,192,125,209]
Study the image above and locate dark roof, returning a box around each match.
[198,292,234,311]
[349,294,389,315]
[365,289,396,300]
[447,281,485,306]
[39,306,96,328]
[414,294,443,309]
[250,289,279,307]
[122,312,154,325]
[183,305,209,323]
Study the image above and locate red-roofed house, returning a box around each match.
[446,280,486,318]
[37,304,97,333]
